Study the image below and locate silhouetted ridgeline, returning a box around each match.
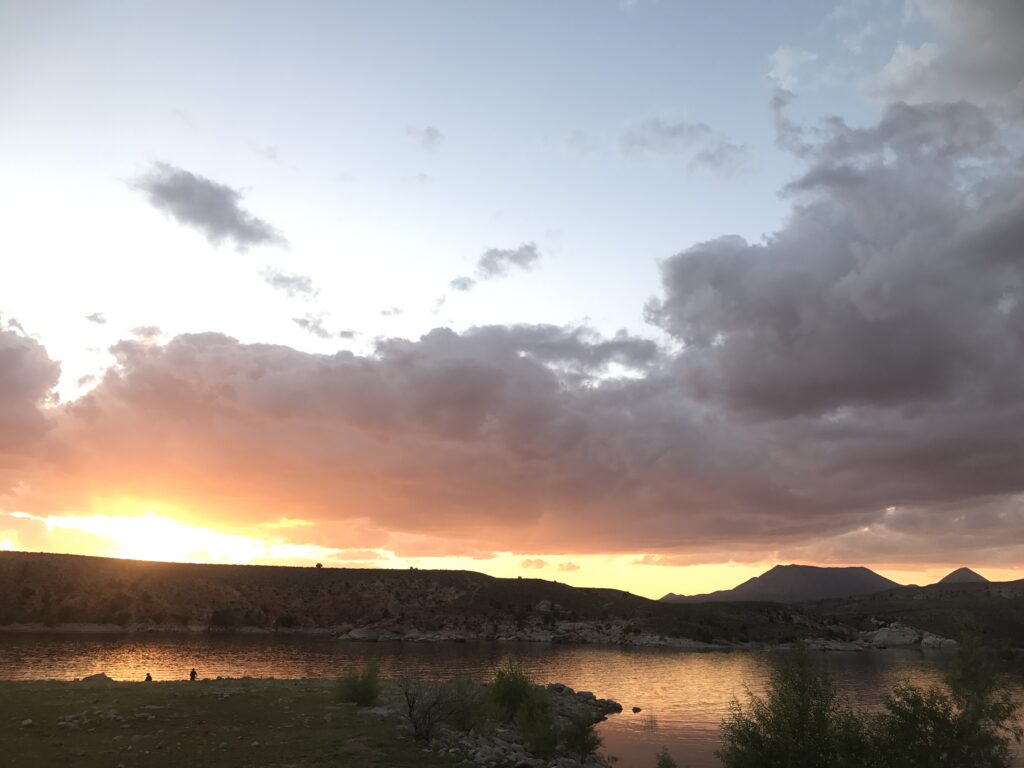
[661,564,900,604]
[1,551,836,645]
[2,552,1022,647]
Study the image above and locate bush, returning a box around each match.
[718,647,866,768]
[719,642,1022,768]
[492,660,533,720]
[863,640,1022,768]
[560,712,603,762]
[654,746,678,768]
[398,679,458,743]
[515,688,559,758]
[444,677,499,734]
[335,663,380,707]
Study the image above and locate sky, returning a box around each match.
[2,0,1024,598]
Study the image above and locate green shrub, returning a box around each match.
[718,647,866,768]
[654,746,677,768]
[444,677,499,734]
[719,641,1022,768]
[560,712,603,762]
[863,640,1022,768]
[492,660,532,720]
[515,689,558,758]
[335,662,381,707]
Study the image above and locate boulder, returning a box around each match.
[341,628,379,641]
[81,672,114,683]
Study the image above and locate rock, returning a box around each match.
[81,672,114,683]
[862,622,921,648]
[631,706,642,713]
[250,740,260,748]
[534,599,553,613]
[20,719,33,727]
[341,628,379,641]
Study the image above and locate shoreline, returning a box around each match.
[0,621,959,652]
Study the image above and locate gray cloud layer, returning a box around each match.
[5,5,1024,566]
[0,322,59,493]
[131,162,287,250]
[874,0,1024,110]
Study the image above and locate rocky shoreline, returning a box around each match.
[0,617,959,651]
[423,683,623,768]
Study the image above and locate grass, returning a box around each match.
[0,678,462,768]
[335,663,381,706]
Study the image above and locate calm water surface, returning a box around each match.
[0,633,1018,767]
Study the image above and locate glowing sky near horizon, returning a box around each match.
[2,0,1024,596]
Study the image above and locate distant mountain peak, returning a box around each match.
[938,567,988,584]
[661,563,900,604]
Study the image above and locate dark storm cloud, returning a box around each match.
[131,162,287,250]
[648,99,1021,419]
[262,268,318,298]
[621,117,750,174]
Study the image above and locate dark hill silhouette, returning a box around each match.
[938,567,987,584]
[661,564,900,604]
[0,550,833,645]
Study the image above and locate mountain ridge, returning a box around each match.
[661,564,901,604]
[937,567,987,584]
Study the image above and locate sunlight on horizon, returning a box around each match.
[3,502,1020,598]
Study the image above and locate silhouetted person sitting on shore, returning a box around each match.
[145,673,152,682]
[189,668,197,681]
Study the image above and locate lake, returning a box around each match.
[0,633,1016,767]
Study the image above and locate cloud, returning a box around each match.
[85,313,107,325]
[406,126,444,151]
[445,243,541,297]
[476,243,541,280]
[131,162,287,251]
[262,268,318,298]
[449,276,477,292]
[380,307,404,317]
[130,326,162,340]
[292,314,332,339]
[647,99,1016,418]
[6,48,1024,570]
[621,118,749,175]
[521,558,548,569]
[557,562,580,572]
[873,0,1024,108]
[768,45,819,90]
[0,321,59,493]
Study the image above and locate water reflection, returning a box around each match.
[0,633,1014,767]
